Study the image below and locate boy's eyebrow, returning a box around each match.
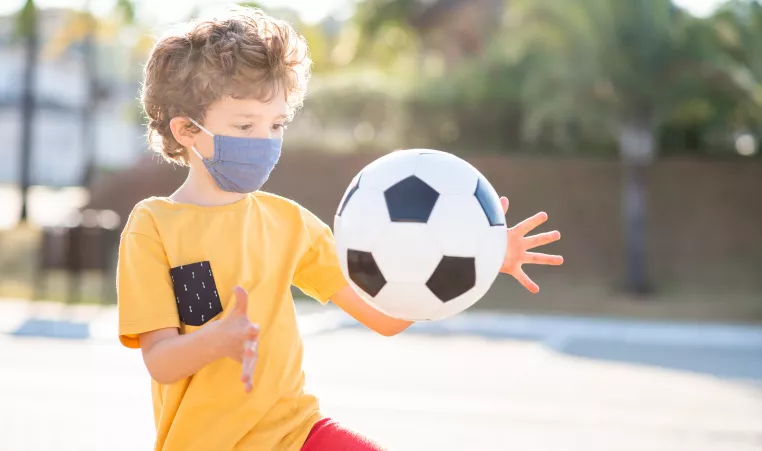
[235,113,289,119]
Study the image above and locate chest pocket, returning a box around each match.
[170,261,223,326]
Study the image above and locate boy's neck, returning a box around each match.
[170,165,249,207]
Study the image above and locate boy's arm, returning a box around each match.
[139,287,260,388]
[293,205,412,336]
[330,284,413,337]
[139,326,224,385]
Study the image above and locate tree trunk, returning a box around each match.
[618,120,654,294]
[18,2,38,224]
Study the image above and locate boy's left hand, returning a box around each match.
[499,196,563,293]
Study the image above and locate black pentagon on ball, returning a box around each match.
[384,176,440,223]
[426,256,476,302]
[347,249,386,297]
[337,174,362,217]
[474,176,505,227]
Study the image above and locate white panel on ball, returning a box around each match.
[334,189,389,252]
[475,225,508,286]
[372,224,442,283]
[372,282,444,321]
[414,152,479,195]
[427,194,491,257]
[358,150,421,191]
[428,289,480,321]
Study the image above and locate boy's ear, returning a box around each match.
[169,117,196,149]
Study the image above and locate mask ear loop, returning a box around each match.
[187,117,214,161]
[190,145,205,161]
[187,117,214,136]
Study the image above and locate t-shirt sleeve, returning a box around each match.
[292,206,348,304]
[116,204,180,349]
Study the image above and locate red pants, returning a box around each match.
[301,418,386,451]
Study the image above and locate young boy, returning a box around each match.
[117,7,563,451]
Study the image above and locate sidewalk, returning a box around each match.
[3,296,762,382]
[0,297,346,340]
[2,297,762,450]
[0,300,762,384]
[1,327,761,451]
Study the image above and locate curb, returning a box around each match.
[3,299,762,355]
[401,312,762,347]
[0,299,356,342]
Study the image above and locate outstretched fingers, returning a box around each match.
[241,339,258,393]
[514,268,539,294]
[523,230,561,250]
[523,252,564,266]
[514,212,548,236]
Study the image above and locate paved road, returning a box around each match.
[1,327,761,451]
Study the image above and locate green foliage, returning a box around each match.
[10,0,760,156]
[115,0,136,23]
[712,1,762,128]
[354,0,418,38]
[14,0,36,39]
[488,0,760,155]
[404,49,526,153]
[237,2,264,10]
[286,70,411,153]
[344,0,762,156]
[307,70,409,121]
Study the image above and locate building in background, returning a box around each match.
[0,7,145,188]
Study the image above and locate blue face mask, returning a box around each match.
[188,117,282,193]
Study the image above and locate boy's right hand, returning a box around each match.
[214,286,259,392]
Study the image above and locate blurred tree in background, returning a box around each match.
[500,0,761,291]
[13,0,762,158]
[710,0,762,141]
[304,0,762,159]
[9,0,762,296]
[318,0,762,293]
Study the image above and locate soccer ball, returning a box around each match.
[333,149,507,321]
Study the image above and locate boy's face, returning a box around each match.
[191,93,289,160]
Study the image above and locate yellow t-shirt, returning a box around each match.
[116,192,348,451]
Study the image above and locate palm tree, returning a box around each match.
[711,0,762,136]
[506,0,752,293]
[14,0,38,224]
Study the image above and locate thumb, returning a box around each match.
[500,196,509,215]
[232,286,249,316]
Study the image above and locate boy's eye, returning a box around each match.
[235,124,252,132]
[272,124,287,131]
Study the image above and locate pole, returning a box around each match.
[18,0,38,224]
[80,2,98,188]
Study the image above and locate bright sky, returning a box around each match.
[0,0,725,24]
[673,0,726,16]
[0,0,357,24]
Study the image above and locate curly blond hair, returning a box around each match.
[141,7,312,165]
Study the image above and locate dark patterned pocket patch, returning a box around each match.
[170,261,223,326]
